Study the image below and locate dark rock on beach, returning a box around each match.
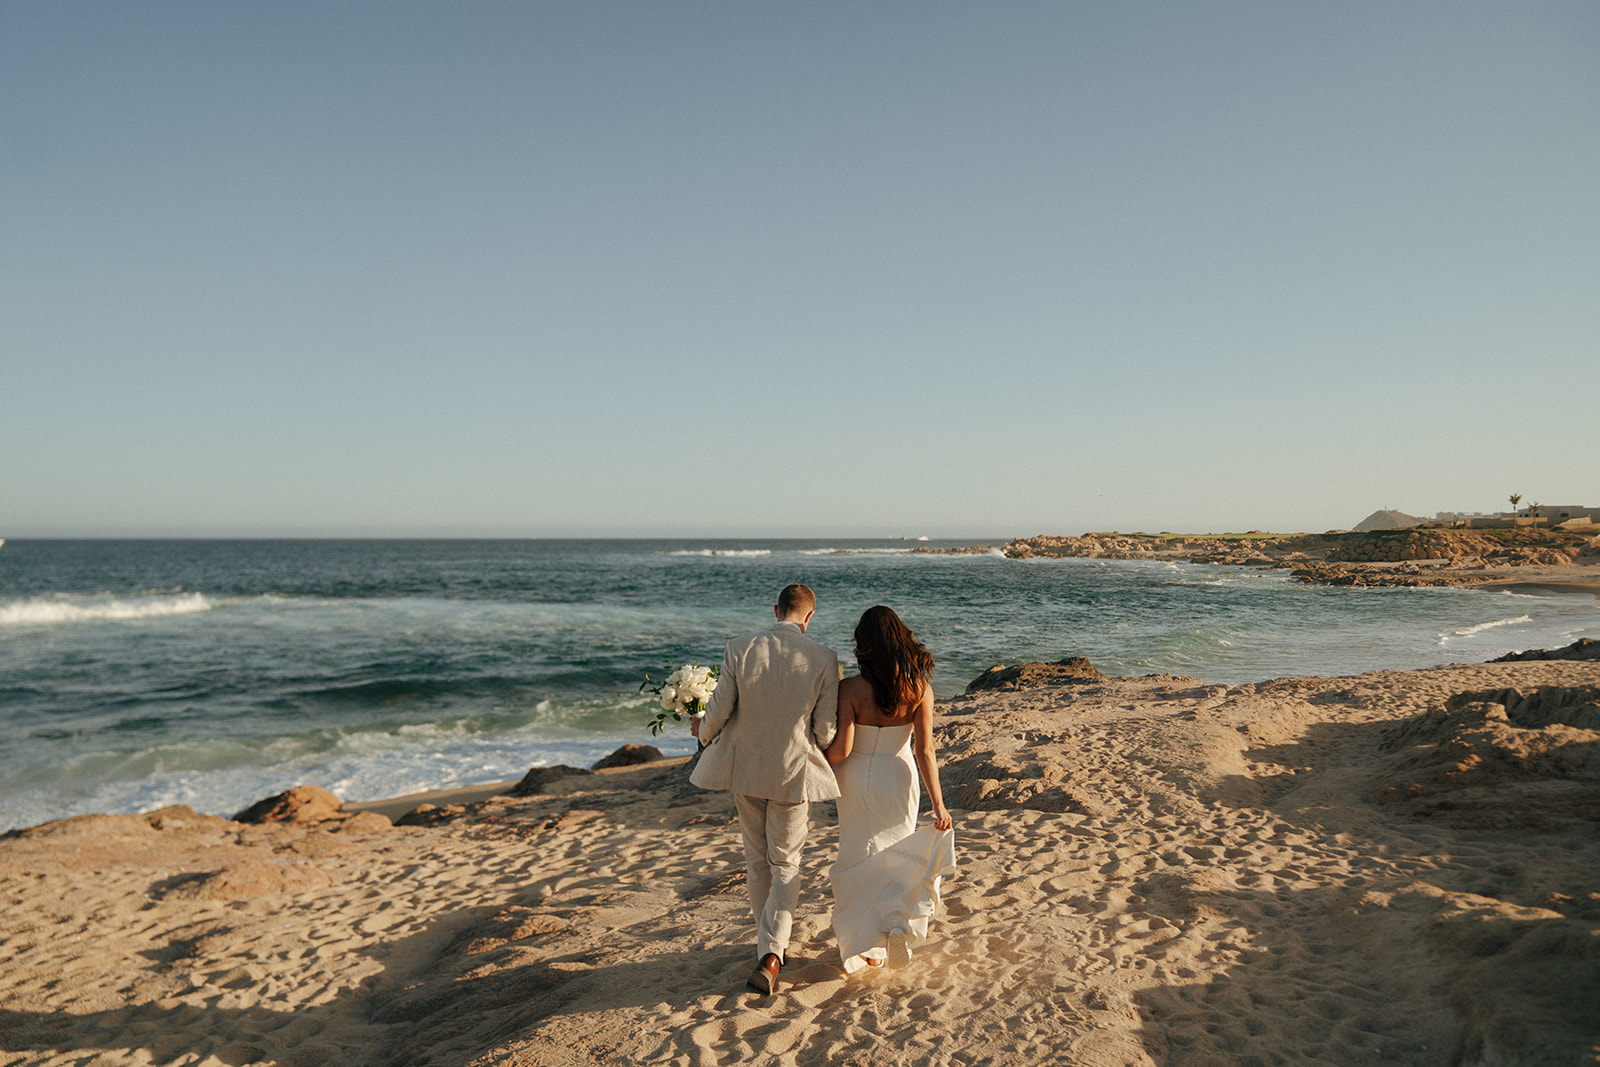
[592,744,665,770]
[1492,638,1600,663]
[507,764,593,797]
[395,802,473,827]
[964,657,1107,694]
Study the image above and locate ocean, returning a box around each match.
[2,538,1596,833]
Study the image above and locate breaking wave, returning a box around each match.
[799,547,916,556]
[1438,614,1533,644]
[667,549,773,557]
[0,593,214,627]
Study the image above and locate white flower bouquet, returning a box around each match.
[640,662,720,736]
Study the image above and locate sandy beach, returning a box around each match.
[4,649,1599,1066]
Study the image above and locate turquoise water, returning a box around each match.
[2,538,1596,832]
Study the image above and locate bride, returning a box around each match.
[826,606,956,973]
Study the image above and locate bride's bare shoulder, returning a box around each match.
[839,674,870,696]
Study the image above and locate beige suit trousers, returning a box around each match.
[734,793,810,963]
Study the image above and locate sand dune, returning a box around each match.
[3,656,1598,1066]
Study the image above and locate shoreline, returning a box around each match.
[1464,573,1600,598]
[320,568,1599,828]
[5,542,1595,837]
[4,652,1597,1065]
[343,779,522,821]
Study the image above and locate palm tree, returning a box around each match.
[1509,493,1522,516]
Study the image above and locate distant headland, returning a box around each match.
[915,508,1600,595]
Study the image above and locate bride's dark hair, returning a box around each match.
[853,605,934,712]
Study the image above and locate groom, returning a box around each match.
[690,583,840,995]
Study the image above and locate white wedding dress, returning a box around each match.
[830,723,957,973]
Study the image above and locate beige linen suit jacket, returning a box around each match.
[689,622,841,803]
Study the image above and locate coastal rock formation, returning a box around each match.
[997,528,1597,590]
[508,764,593,797]
[1285,561,1482,588]
[592,744,664,769]
[1002,533,1187,559]
[1326,531,1477,562]
[395,802,472,827]
[1325,528,1585,565]
[339,810,394,832]
[1001,531,1338,568]
[964,657,1107,693]
[233,784,342,824]
[1493,638,1600,663]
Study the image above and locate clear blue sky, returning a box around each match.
[3,2,1595,537]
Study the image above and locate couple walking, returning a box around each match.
[689,584,956,995]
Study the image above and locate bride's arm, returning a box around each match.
[826,687,856,767]
[912,684,952,830]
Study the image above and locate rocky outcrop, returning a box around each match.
[508,764,593,797]
[233,785,342,824]
[1326,528,1583,565]
[1493,638,1600,663]
[1284,561,1482,588]
[1326,531,1479,563]
[1001,532,1336,565]
[1000,529,1595,589]
[592,744,664,770]
[395,803,473,827]
[965,658,1107,693]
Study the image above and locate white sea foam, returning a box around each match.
[9,539,1599,833]
[0,717,701,833]
[667,549,773,557]
[0,592,213,626]
[1438,615,1533,644]
[798,547,916,556]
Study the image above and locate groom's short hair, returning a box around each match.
[776,584,815,617]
